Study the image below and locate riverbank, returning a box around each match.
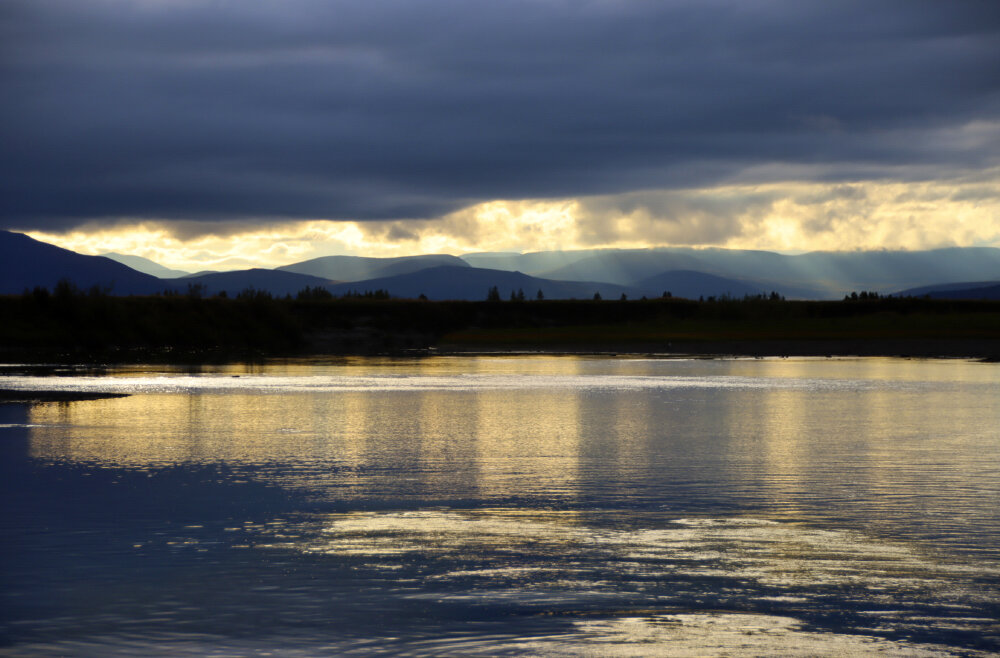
[434,340,1000,360]
[2,293,998,362]
[0,390,130,404]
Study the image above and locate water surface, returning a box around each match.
[2,357,998,655]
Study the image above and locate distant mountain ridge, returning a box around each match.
[0,230,165,295]
[896,280,1000,300]
[4,230,1000,302]
[461,250,606,274]
[326,265,646,301]
[175,269,336,297]
[634,270,778,300]
[278,254,468,281]
[458,246,1000,299]
[101,252,190,278]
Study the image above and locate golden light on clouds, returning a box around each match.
[28,177,1000,271]
[733,179,1000,252]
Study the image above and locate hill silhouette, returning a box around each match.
[325,265,645,300]
[463,246,1000,298]
[6,230,1000,302]
[278,254,468,281]
[897,281,1000,300]
[175,269,335,297]
[101,252,190,278]
[460,250,601,274]
[0,230,165,295]
[634,270,774,300]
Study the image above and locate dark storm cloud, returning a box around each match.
[2,0,998,232]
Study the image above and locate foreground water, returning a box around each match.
[1,356,998,656]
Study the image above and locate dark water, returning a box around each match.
[1,356,998,656]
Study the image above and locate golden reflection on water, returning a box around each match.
[24,357,598,500]
[9,357,1000,656]
[22,357,1000,508]
[471,389,581,499]
[750,389,812,507]
[24,388,589,500]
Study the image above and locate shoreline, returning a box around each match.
[3,295,998,363]
[0,390,131,404]
[432,338,1000,360]
[1,348,993,402]
[1,340,998,370]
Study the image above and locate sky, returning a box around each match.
[2,0,999,271]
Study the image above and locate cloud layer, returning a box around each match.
[29,177,1000,271]
[3,0,999,235]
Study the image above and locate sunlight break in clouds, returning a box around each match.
[27,202,586,270]
[575,176,1000,253]
[28,177,1000,271]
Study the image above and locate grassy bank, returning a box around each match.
[439,303,1000,356]
[1,290,998,361]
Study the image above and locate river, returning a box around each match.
[1,356,998,655]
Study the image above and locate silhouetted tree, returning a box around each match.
[341,288,390,299]
[297,286,333,301]
[593,292,602,301]
[54,278,77,301]
[536,289,544,301]
[237,287,272,301]
[187,283,205,299]
[487,286,501,302]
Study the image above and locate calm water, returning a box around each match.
[1,356,998,656]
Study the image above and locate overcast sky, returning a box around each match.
[3,0,999,267]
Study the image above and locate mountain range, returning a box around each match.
[896,281,1000,301]
[1,231,165,295]
[101,252,191,278]
[278,254,469,281]
[3,230,999,301]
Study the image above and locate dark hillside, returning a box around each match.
[0,230,165,295]
[325,265,645,301]
[634,270,771,300]
[897,281,1000,300]
[174,269,335,297]
[278,254,468,281]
